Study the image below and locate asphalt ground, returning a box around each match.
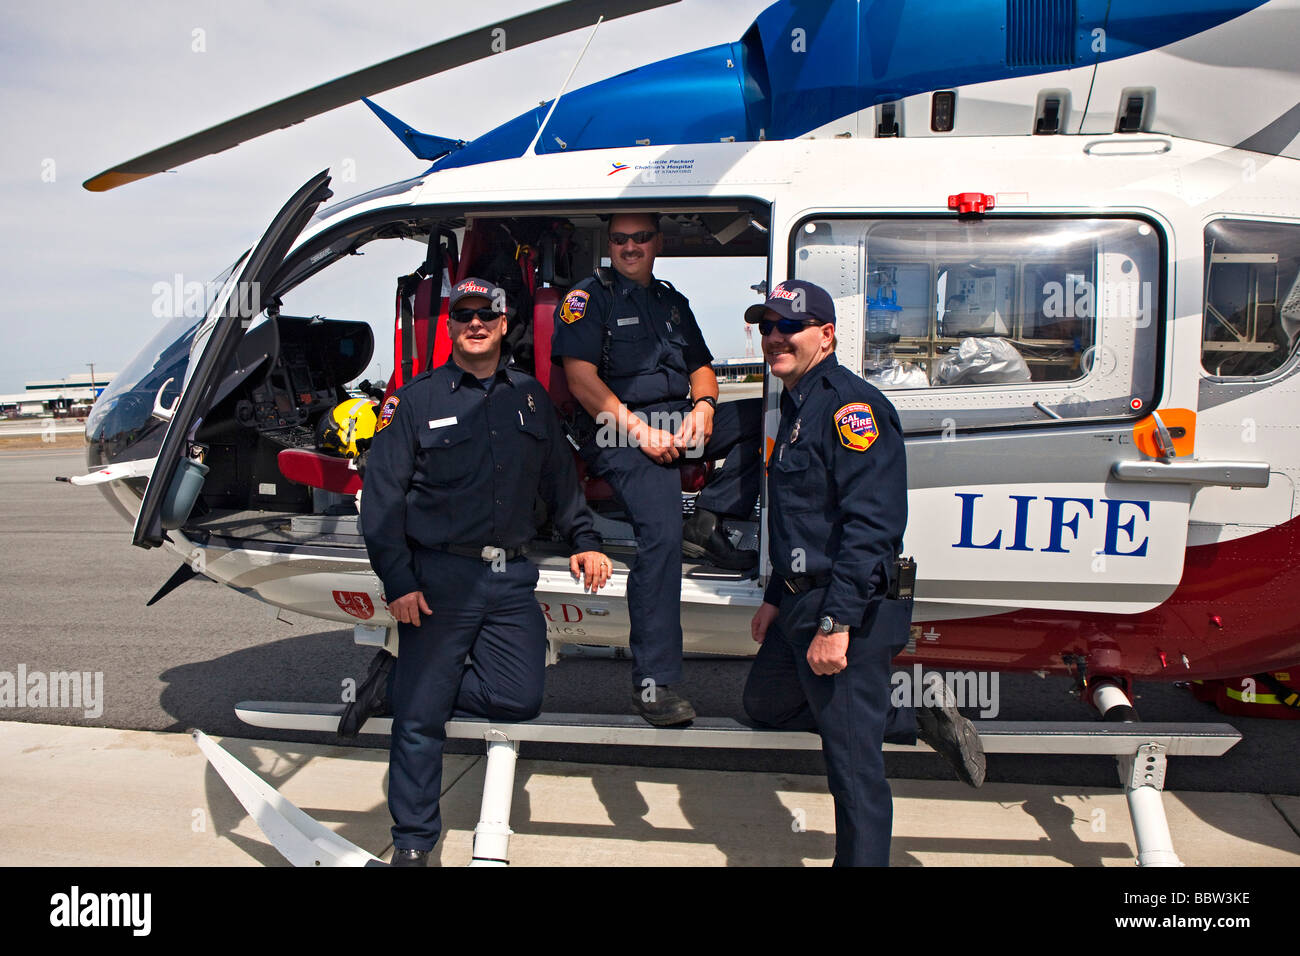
[3,445,1298,825]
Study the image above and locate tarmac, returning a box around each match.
[4,721,1299,867]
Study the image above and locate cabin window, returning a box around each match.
[1202,219,1300,378]
[791,216,1162,432]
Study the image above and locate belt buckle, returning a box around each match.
[784,577,798,594]
[481,546,504,563]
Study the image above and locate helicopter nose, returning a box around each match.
[83,313,198,526]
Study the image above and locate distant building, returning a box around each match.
[711,356,764,382]
[0,374,116,417]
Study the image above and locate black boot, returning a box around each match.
[632,685,696,727]
[337,649,395,740]
[390,848,429,867]
[682,507,757,570]
[915,673,986,788]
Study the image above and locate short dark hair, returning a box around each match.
[608,211,660,232]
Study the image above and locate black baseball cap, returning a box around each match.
[448,277,506,312]
[744,279,836,325]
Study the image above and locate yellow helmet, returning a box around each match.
[316,398,379,458]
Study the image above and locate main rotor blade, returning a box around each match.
[84,0,680,192]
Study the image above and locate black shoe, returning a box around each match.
[682,508,757,570]
[915,674,986,788]
[337,649,395,740]
[633,685,696,727]
[390,848,429,867]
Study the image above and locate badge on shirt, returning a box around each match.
[375,395,399,433]
[834,402,878,452]
[560,289,589,324]
[526,393,536,413]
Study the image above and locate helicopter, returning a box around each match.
[70,0,1300,863]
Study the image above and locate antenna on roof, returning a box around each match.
[524,16,604,157]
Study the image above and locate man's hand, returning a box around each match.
[571,550,612,592]
[807,631,849,675]
[676,402,714,457]
[388,590,432,627]
[636,424,682,465]
[751,602,779,644]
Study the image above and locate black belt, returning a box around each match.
[438,544,529,562]
[783,573,832,594]
[624,396,689,412]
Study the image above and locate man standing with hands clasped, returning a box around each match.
[742,279,985,867]
[362,277,610,867]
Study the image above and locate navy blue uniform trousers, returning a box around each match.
[743,586,916,867]
[586,396,761,686]
[389,551,546,851]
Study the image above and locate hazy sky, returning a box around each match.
[0,0,773,394]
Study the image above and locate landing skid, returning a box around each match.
[192,702,1241,867]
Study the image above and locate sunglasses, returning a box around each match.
[758,317,823,336]
[449,308,504,324]
[608,230,658,245]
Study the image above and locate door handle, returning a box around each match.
[1111,459,1270,487]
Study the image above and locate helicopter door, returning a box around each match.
[131,171,335,549]
[784,214,1192,615]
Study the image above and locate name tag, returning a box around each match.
[428,416,458,430]
[616,316,640,327]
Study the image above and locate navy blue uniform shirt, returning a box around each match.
[551,269,713,407]
[764,353,907,628]
[361,358,601,602]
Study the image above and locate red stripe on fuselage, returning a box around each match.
[908,515,1300,680]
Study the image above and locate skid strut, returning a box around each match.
[471,733,520,866]
[1090,679,1182,867]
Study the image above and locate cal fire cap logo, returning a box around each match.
[448,276,506,311]
[834,402,878,452]
[560,288,589,325]
[375,395,399,433]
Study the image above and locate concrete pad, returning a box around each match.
[0,722,475,866]
[3,722,1299,867]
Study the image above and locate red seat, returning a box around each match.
[277,448,362,495]
[386,279,452,400]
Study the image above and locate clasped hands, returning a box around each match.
[636,401,713,465]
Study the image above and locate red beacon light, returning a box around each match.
[948,192,995,215]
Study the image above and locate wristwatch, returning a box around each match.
[819,615,850,635]
[692,395,717,411]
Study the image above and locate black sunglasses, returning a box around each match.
[758,317,823,336]
[449,308,504,324]
[609,230,658,245]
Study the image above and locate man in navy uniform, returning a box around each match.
[362,277,610,866]
[553,212,763,726]
[743,279,984,867]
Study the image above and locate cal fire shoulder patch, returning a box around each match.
[375,395,400,433]
[834,402,878,452]
[560,289,590,325]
